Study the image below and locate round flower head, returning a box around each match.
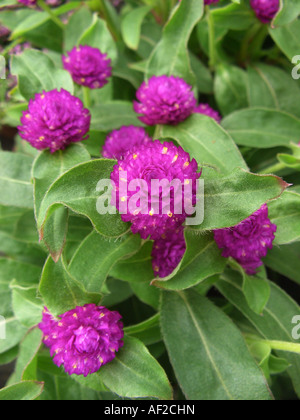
[214,204,277,275]
[18,89,91,153]
[152,227,186,278]
[250,0,279,23]
[102,126,153,160]
[39,304,124,377]
[133,75,197,126]
[63,45,112,89]
[110,140,201,240]
[204,0,220,4]
[17,0,36,5]
[194,103,222,124]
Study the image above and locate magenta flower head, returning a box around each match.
[17,0,36,5]
[63,45,112,89]
[102,126,153,160]
[204,0,220,4]
[194,103,222,124]
[39,304,124,377]
[110,140,201,240]
[214,204,277,275]
[152,227,186,278]
[133,75,197,126]
[18,89,91,153]
[250,0,280,23]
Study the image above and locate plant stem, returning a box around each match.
[245,335,300,355]
[82,86,92,109]
[238,23,262,66]
[206,6,217,71]
[258,162,286,174]
[37,0,65,30]
[265,340,300,354]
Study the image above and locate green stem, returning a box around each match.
[258,162,286,174]
[206,6,217,71]
[245,335,300,355]
[37,0,65,30]
[266,340,300,354]
[82,86,92,109]
[238,23,262,66]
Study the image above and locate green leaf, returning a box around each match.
[32,144,91,261]
[36,159,130,240]
[230,261,271,315]
[79,14,118,64]
[212,2,255,31]
[121,5,152,50]
[189,53,213,94]
[124,314,161,346]
[263,242,300,285]
[158,114,247,175]
[269,19,300,60]
[0,381,44,401]
[68,231,141,293]
[273,0,300,26]
[91,101,144,131]
[161,290,272,400]
[216,271,300,397]
[14,328,43,382]
[222,108,300,148]
[214,64,249,116]
[98,336,173,400]
[64,7,94,51]
[0,152,33,209]
[110,241,154,283]
[11,49,74,101]
[39,256,102,316]
[11,281,44,329]
[247,64,300,118]
[153,231,226,290]
[268,191,300,244]
[192,168,288,231]
[146,0,204,86]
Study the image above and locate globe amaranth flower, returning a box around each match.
[63,45,112,89]
[194,103,222,124]
[152,227,186,278]
[102,126,153,160]
[250,0,280,23]
[17,0,36,5]
[18,89,91,153]
[179,0,219,3]
[214,204,277,275]
[133,75,197,126]
[39,304,124,377]
[110,140,201,240]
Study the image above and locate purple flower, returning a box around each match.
[17,0,36,5]
[152,227,186,278]
[250,0,280,23]
[102,126,153,160]
[214,204,277,275]
[0,26,10,38]
[63,45,112,89]
[9,42,31,56]
[204,0,220,4]
[110,140,201,240]
[194,103,222,123]
[133,75,197,126]
[18,89,91,153]
[39,304,124,377]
